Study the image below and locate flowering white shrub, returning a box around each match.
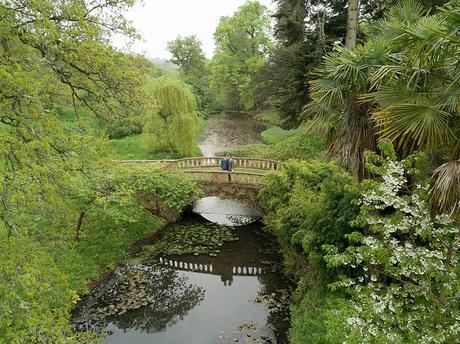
[323,142,460,343]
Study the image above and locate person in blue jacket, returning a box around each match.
[220,155,228,171]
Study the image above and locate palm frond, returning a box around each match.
[429,159,460,215]
[373,103,454,150]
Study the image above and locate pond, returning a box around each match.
[73,197,293,343]
[198,113,266,156]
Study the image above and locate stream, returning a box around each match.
[73,114,292,343]
[198,113,266,156]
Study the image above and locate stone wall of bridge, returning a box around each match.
[195,180,263,213]
[117,157,278,215]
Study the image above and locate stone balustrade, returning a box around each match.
[117,157,280,189]
[118,157,281,171]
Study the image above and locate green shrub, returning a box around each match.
[100,113,144,139]
[324,142,460,343]
[0,235,100,343]
[290,279,359,344]
[260,160,361,282]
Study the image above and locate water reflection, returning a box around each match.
[193,196,261,226]
[73,264,204,333]
[73,216,292,344]
[157,256,264,287]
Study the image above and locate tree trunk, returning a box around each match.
[345,0,359,50]
[75,211,85,241]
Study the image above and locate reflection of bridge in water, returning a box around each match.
[158,256,265,286]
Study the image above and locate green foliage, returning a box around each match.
[101,112,144,140]
[324,142,460,343]
[0,0,149,235]
[230,126,325,161]
[305,40,389,178]
[144,76,203,156]
[115,165,202,213]
[168,35,206,75]
[268,0,349,121]
[261,126,303,145]
[367,0,460,154]
[142,221,238,257]
[290,280,359,344]
[209,1,273,111]
[167,35,213,113]
[307,0,459,208]
[260,160,361,281]
[0,235,76,342]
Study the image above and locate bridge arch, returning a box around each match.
[192,178,263,212]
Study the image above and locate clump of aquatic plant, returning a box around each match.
[142,222,239,257]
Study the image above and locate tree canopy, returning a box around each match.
[144,76,201,156]
[209,0,273,111]
[168,35,206,74]
[0,0,150,235]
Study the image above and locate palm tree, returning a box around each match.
[307,0,459,213]
[367,0,460,213]
[305,41,389,179]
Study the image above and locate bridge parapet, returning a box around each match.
[169,157,280,170]
[118,157,281,171]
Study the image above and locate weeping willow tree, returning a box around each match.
[144,76,201,156]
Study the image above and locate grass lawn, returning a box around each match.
[56,105,98,131]
[106,134,153,160]
[261,126,305,145]
[107,134,203,160]
[56,105,202,160]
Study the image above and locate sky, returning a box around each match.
[114,0,275,59]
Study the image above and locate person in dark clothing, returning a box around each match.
[227,156,234,172]
[220,155,228,171]
[227,156,235,181]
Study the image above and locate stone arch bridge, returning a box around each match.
[118,157,281,212]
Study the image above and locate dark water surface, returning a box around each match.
[73,198,292,343]
[74,115,292,343]
[198,113,266,156]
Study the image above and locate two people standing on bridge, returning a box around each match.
[220,155,234,172]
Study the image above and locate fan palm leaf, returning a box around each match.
[304,42,390,178]
[429,159,460,214]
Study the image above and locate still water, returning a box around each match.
[198,113,266,156]
[73,197,292,343]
